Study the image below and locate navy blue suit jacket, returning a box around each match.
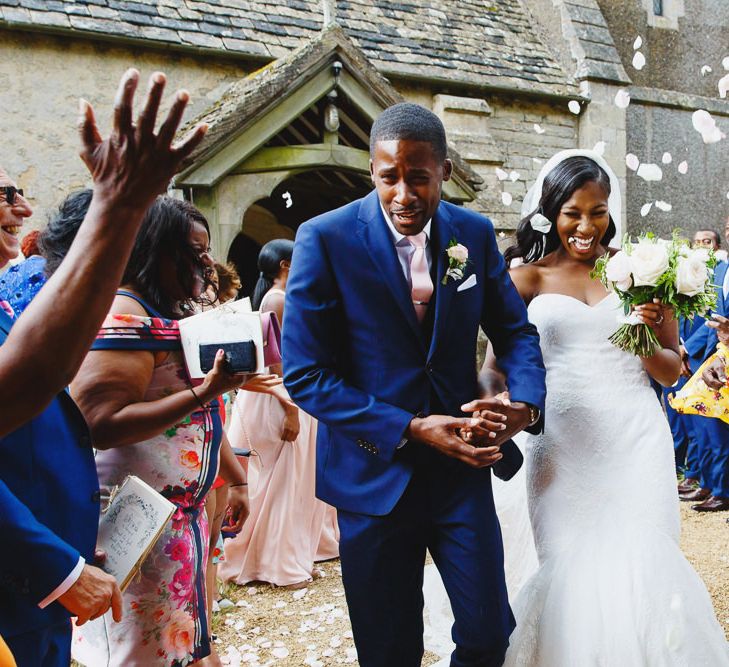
[704,261,729,357]
[282,191,546,516]
[0,309,100,637]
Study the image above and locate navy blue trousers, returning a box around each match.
[5,620,71,667]
[694,416,729,498]
[337,447,514,667]
[663,382,701,477]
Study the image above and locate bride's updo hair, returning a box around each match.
[504,156,617,265]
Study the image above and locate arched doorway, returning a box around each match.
[228,167,372,297]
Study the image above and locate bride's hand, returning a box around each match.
[633,299,673,330]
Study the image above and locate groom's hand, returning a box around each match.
[461,397,531,447]
[405,415,503,468]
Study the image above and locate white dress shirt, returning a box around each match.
[723,265,729,300]
[379,203,433,284]
[38,556,85,608]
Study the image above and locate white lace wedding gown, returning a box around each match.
[503,292,729,666]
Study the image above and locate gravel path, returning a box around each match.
[213,503,728,665]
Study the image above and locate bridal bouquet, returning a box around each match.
[591,232,717,356]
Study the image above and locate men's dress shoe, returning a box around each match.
[679,487,711,502]
[677,477,700,493]
[692,496,729,512]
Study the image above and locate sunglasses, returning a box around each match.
[0,186,24,205]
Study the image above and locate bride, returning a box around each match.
[425,149,729,665]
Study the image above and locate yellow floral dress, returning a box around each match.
[72,311,222,667]
[670,343,729,423]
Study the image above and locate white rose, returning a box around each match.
[447,243,468,263]
[676,253,710,296]
[605,251,633,291]
[629,240,670,287]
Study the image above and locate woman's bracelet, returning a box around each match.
[229,482,248,487]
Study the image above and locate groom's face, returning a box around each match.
[370,139,452,236]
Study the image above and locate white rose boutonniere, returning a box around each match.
[443,239,469,285]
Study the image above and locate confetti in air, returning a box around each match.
[640,203,653,217]
[632,52,646,70]
[501,191,513,206]
[495,167,508,181]
[692,109,726,144]
[282,191,293,208]
[534,123,545,134]
[701,65,713,76]
[626,153,640,171]
[614,89,631,109]
[593,141,606,156]
[509,171,520,182]
[678,160,688,174]
[655,201,672,212]
[723,56,729,70]
[634,36,642,50]
[661,152,672,164]
[719,74,729,99]
[568,100,581,114]
[636,163,663,182]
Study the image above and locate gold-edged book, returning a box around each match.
[97,475,175,591]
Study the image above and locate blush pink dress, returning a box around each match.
[219,288,339,586]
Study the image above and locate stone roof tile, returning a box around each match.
[0,0,576,95]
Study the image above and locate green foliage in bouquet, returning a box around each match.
[591,231,718,357]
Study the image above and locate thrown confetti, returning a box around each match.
[495,167,508,181]
[282,191,293,209]
[719,74,729,99]
[633,36,642,50]
[632,52,646,70]
[568,100,581,114]
[509,170,520,182]
[678,160,688,174]
[501,192,513,206]
[692,109,726,144]
[636,163,663,181]
[655,200,672,212]
[626,153,640,171]
[533,123,545,134]
[614,89,631,109]
[701,65,713,76]
[640,203,653,217]
[661,152,672,164]
[723,56,729,70]
[593,141,606,156]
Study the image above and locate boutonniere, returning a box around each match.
[442,239,470,285]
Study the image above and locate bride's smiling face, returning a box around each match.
[555,180,610,261]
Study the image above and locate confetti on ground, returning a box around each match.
[636,163,663,181]
[568,100,581,114]
[614,89,631,109]
[632,51,646,70]
[692,109,726,144]
[533,123,545,134]
[501,192,513,206]
[626,154,640,171]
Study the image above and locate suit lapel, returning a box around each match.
[427,203,457,362]
[715,262,728,316]
[357,191,425,346]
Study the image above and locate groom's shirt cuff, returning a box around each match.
[38,556,85,609]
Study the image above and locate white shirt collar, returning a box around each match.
[379,202,432,245]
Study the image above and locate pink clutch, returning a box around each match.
[260,310,282,366]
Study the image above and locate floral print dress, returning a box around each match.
[72,306,222,667]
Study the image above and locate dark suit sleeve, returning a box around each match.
[0,478,81,604]
[480,221,546,425]
[683,316,710,360]
[283,222,414,462]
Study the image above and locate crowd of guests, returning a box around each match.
[0,68,337,667]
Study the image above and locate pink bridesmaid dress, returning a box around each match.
[219,289,338,587]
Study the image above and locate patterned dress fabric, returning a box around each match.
[0,256,46,317]
[73,313,222,667]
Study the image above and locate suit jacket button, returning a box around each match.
[91,490,101,503]
[426,363,433,374]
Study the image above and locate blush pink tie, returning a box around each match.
[408,232,433,323]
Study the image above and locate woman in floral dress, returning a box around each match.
[70,197,252,666]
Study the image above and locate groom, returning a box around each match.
[282,103,546,666]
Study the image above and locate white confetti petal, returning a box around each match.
[655,200,672,212]
[247,587,257,595]
[234,620,246,631]
[533,123,545,134]
[723,56,729,70]
[640,202,653,217]
[636,163,663,181]
[626,153,640,171]
[330,637,343,648]
[568,100,581,114]
[633,36,642,50]
[292,588,308,600]
[692,109,726,144]
[501,191,513,206]
[532,157,543,164]
[678,160,688,174]
[509,170,520,182]
[726,191,729,199]
[614,89,631,109]
[271,647,289,659]
[719,74,729,99]
[323,649,335,657]
[592,141,606,156]
[274,601,286,609]
[632,51,646,70]
[661,152,672,164]
[701,65,713,76]
[495,167,508,181]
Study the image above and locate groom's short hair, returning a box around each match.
[370,103,448,162]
